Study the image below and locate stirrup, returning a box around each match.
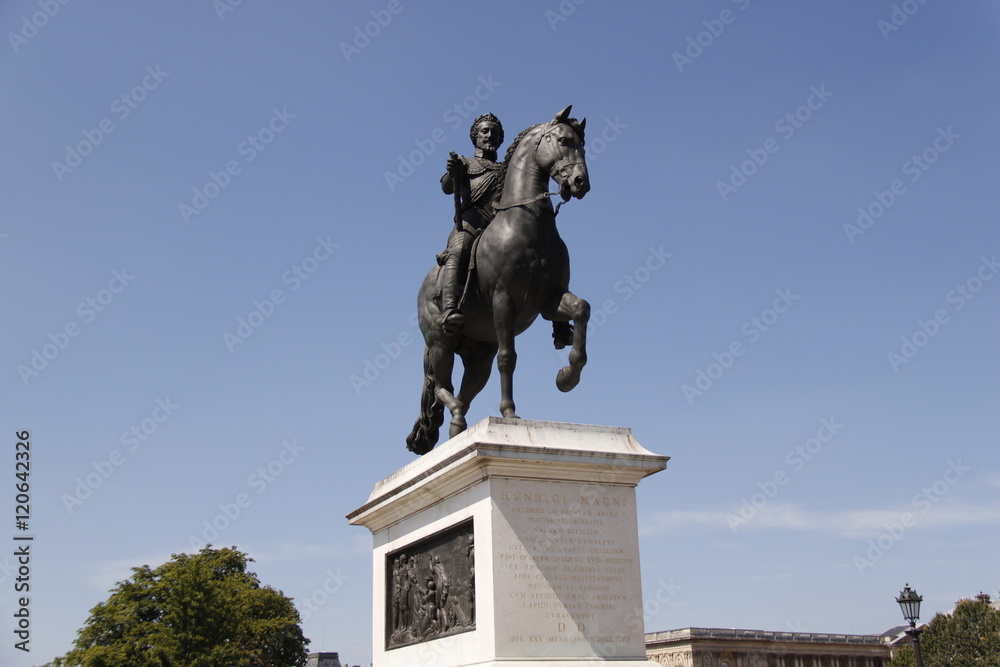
[440,310,465,335]
[552,322,574,349]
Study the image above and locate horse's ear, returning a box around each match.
[553,105,572,122]
[579,117,587,132]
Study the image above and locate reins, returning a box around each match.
[493,190,566,216]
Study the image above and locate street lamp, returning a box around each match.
[896,584,924,667]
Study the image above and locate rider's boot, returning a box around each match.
[552,321,574,349]
[439,258,465,335]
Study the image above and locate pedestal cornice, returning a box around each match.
[347,418,668,534]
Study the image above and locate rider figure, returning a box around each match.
[438,113,504,335]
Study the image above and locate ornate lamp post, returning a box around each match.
[896,584,924,667]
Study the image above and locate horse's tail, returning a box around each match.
[406,347,443,455]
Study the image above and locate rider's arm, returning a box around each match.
[442,152,466,195]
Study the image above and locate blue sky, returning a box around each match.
[2,1,998,664]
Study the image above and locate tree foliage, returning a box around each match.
[46,546,308,667]
[890,595,1000,667]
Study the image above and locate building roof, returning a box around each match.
[646,627,891,647]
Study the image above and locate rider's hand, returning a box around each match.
[447,152,466,178]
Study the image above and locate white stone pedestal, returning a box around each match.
[347,418,667,666]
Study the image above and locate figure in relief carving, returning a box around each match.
[390,557,402,632]
[386,524,476,648]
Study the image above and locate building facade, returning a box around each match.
[306,652,343,667]
[646,627,892,667]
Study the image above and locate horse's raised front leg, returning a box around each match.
[493,290,519,419]
[545,291,590,392]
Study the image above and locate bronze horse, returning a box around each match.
[406,106,591,455]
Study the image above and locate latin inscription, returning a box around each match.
[494,479,641,657]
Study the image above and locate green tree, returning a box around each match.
[46,546,308,667]
[890,595,1000,667]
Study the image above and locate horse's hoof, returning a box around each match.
[556,366,580,392]
[449,416,467,437]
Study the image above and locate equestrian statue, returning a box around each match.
[406,106,591,455]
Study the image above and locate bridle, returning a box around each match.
[493,122,584,215]
[536,122,585,175]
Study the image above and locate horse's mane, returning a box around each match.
[493,123,540,207]
[493,118,586,206]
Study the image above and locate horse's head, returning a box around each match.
[536,105,590,202]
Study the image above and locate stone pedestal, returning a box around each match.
[347,418,667,666]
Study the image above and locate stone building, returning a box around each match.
[305,652,343,667]
[645,627,892,666]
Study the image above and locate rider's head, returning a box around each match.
[470,113,504,155]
